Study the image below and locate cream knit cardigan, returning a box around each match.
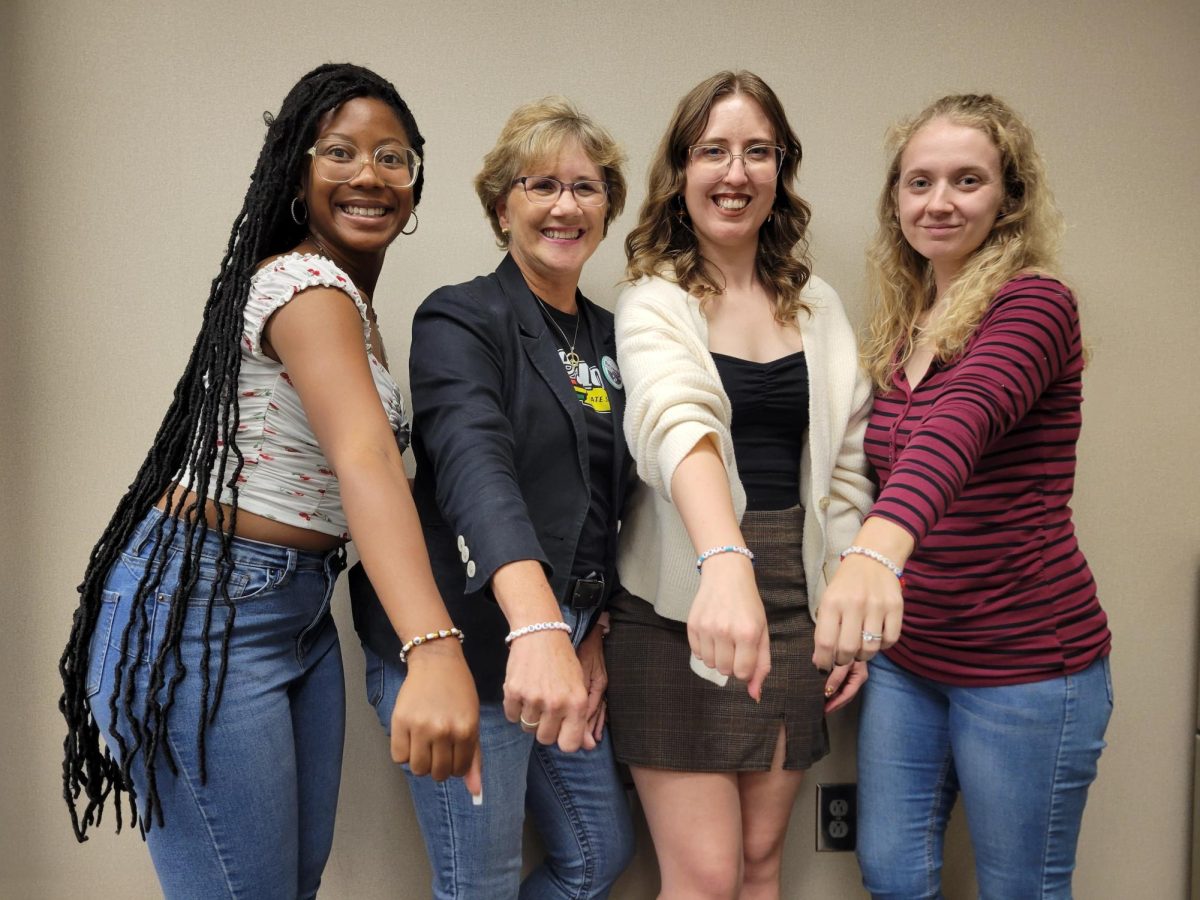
[615,274,875,624]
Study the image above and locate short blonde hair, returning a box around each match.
[475,96,627,248]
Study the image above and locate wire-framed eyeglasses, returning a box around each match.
[307,139,422,188]
[687,143,785,182]
[512,176,609,207]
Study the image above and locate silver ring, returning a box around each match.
[519,716,541,730]
[861,630,883,643]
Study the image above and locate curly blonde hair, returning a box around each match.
[475,96,626,248]
[861,93,1066,392]
[624,70,813,322]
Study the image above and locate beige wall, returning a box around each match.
[5,1,1199,896]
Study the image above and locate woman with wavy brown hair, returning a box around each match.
[604,71,873,898]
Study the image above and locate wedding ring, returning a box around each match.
[861,630,883,642]
[519,716,541,730]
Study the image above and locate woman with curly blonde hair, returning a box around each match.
[814,94,1113,898]
[606,71,873,898]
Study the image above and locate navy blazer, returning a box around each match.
[351,254,629,701]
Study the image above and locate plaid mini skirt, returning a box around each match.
[604,505,829,771]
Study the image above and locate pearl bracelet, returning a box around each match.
[399,626,465,664]
[840,545,906,587]
[695,545,755,572]
[505,621,572,646]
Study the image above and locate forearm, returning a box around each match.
[670,435,745,552]
[338,446,457,640]
[849,517,915,569]
[491,560,564,629]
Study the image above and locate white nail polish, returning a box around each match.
[471,790,483,807]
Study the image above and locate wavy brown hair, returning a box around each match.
[625,70,813,322]
[861,93,1065,391]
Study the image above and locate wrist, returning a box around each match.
[696,545,755,573]
[505,620,572,646]
[403,634,467,668]
[399,625,464,663]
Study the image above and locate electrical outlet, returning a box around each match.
[816,783,856,852]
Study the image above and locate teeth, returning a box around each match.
[342,205,386,217]
[544,229,581,239]
[715,197,748,210]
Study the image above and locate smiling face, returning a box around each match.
[682,93,777,258]
[495,139,606,299]
[896,118,1005,290]
[299,96,414,268]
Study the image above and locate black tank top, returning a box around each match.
[711,351,809,511]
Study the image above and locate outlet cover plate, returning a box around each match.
[816,782,856,852]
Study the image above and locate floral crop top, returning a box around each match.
[202,253,410,539]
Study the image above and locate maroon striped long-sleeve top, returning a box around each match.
[865,275,1111,686]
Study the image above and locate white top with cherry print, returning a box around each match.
[200,252,409,539]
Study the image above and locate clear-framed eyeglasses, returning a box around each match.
[307,139,422,188]
[687,143,785,183]
[512,176,609,207]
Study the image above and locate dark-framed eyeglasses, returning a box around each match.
[686,143,785,183]
[307,139,422,188]
[512,175,609,207]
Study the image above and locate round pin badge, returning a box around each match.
[601,355,623,389]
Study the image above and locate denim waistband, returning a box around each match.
[133,506,342,572]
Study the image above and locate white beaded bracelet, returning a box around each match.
[696,545,755,572]
[399,626,465,663]
[505,621,572,646]
[840,546,906,587]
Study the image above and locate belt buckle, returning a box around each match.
[569,576,605,610]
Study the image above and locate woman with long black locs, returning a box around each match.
[59,63,480,898]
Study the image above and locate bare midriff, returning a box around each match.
[155,486,345,553]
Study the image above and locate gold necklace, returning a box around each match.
[535,295,582,368]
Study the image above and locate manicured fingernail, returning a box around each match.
[471,790,483,807]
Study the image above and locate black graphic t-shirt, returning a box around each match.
[540,301,618,581]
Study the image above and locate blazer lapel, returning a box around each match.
[594,311,628,508]
[500,255,589,482]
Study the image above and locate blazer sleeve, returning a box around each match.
[616,279,735,503]
[410,284,550,594]
[868,277,1080,544]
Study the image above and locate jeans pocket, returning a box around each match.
[1102,655,1114,707]
[85,591,120,698]
[364,646,386,710]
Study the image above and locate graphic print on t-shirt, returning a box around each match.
[558,349,611,414]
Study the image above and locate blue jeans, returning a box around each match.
[362,607,634,899]
[856,653,1113,900]
[87,508,347,900]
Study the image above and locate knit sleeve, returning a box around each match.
[615,278,735,503]
[243,253,372,359]
[868,277,1081,544]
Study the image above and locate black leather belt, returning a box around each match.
[566,575,606,610]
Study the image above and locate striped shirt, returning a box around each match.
[866,276,1111,686]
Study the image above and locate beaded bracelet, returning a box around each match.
[505,621,572,646]
[840,546,906,588]
[399,626,465,664]
[695,545,755,572]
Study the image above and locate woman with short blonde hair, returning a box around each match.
[353,95,634,898]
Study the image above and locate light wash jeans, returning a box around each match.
[88,507,347,899]
[856,652,1113,900]
[362,606,634,899]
